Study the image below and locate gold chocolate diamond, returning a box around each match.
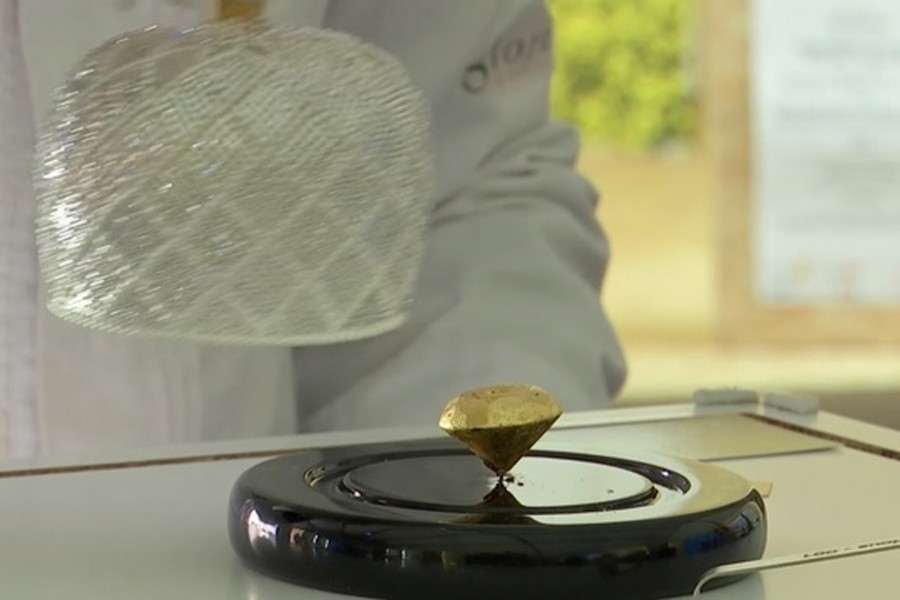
[438,384,562,476]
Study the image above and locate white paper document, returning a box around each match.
[752,0,900,305]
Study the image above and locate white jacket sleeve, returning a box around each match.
[292,0,626,431]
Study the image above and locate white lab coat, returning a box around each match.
[2,0,626,459]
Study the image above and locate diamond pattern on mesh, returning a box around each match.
[34,23,432,344]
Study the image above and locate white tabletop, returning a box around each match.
[1,404,898,599]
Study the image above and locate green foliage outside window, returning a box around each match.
[549,0,697,150]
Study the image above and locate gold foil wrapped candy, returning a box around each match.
[34,22,432,345]
[439,384,563,476]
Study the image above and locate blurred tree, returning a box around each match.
[549,0,697,151]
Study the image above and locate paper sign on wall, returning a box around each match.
[752,0,900,305]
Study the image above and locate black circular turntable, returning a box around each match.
[228,440,767,599]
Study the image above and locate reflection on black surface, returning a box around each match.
[482,478,520,505]
[336,452,665,517]
[455,479,538,525]
[682,502,765,556]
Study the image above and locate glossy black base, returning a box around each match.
[228,439,766,599]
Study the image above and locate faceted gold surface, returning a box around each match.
[438,385,562,476]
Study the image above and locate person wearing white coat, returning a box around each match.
[0,0,626,460]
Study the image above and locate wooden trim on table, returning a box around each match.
[3,411,898,480]
[747,414,900,461]
[0,447,301,479]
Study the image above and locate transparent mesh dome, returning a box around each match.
[34,22,433,344]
